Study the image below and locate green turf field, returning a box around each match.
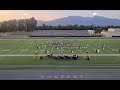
[0,56,120,65]
[0,38,120,65]
[0,38,120,55]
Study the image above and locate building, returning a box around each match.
[108,28,120,32]
[88,30,94,35]
[108,28,115,32]
[101,28,120,37]
[31,30,93,37]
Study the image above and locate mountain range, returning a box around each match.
[37,15,120,26]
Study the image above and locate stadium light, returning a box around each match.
[17,18,19,32]
[92,12,98,16]
[24,13,28,16]
[92,12,98,35]
[24,13,28,32]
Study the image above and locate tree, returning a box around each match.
[0,17,37,33]
[7,19,18,32]
[18,19,25,32]
[29,17,37,32]
[94,28,102,34]
[0,21,8,32]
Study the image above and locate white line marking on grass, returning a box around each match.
[23,39,36,55]
[0,40,14,51]
[5,40,24,55]
[4,40,25,54]
[60,47,63,54]
[91,39,110,54]
[2,50,10,51]
[0,40,23,60]
[101,41,114,54]
[0,54,120,56]
[99,40,113,54]
[0,40,18,60]
[39,43,47,54]
[20,50,28,51]
[106,40,120,54]
[0,39,28,60]
[89,39,101,54]
[29,40,37,55]
[14,40,31,55]
[16,40,29,54]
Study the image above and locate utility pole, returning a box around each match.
[92,12,98,36]
[24,13,28,32]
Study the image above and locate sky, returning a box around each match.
[0,10,120,21]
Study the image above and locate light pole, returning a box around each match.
[17,18,19,32]
[24,13,28,32]
[92,12,98,35]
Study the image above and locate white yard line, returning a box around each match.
[0,40,14,51]
[105,40,120,53]
[2,40,25,54]
[12,40,31,54]
[90,39,104,54]
[91,39,111,54]
[2,50,10,51]
[99,40,113,54]
[0,40,30,60]
[88,39,103,53]
[78,40,89,54]
[29,40,38,55]
[7,40,25,55]
[29,40,37,55]
[40,44,47,54]
[0,54,120,56]
[50,46,54,54]
[42,42,47,54]
[18,40,32,54]
[0,40,23,60]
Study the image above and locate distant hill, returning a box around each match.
[37,16,120,26]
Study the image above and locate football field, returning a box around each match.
[0,38,120,65]
[0,38,120,55]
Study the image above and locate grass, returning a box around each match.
[0,56,120,65]
[0,38,120,55]
[0,38,120,66]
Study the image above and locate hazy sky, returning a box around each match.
[0,10,120,21]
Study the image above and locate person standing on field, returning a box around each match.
[119,49,120,53]
[33,51,39,60]
[102,44,105,50]
[84,51,90,60]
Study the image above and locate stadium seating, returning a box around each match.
[31,30,91,37]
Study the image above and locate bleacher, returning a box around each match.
[31,30,91,37]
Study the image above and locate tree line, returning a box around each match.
[35,24,120,33]
[0,18,120,34]
[0,17,37,32]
